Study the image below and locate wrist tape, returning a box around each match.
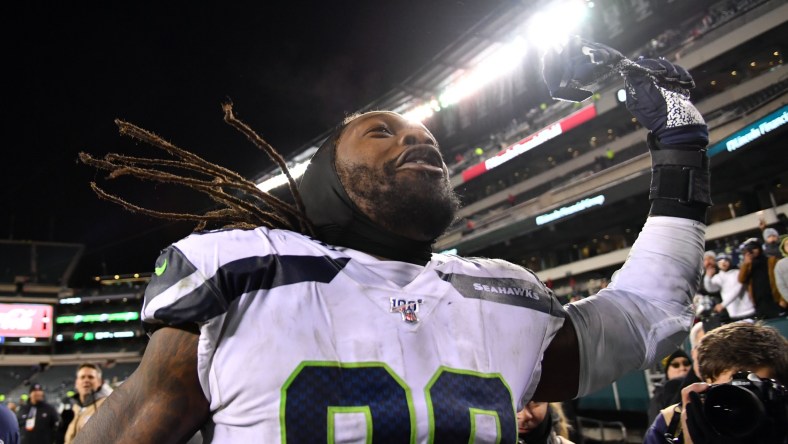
[648,134,712,206]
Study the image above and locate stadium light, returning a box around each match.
[403,36,530,123]
[401,1,589,123]
[256,160,311,192]
[403,101,437,122]
[439,36,529,110]
[616,88,627,102]
[526,1,589,52]
[59,297,82,304]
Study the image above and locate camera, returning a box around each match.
[697,371,787,442]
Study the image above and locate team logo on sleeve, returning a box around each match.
[390,298,424,324]
[154,259,168,276]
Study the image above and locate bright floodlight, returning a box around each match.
[527,0,589,52]
[439,36,528,109]
[403,102,436,122]
[400,1,590,123]
[256,160,311,192]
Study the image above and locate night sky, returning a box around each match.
[1,1,510,286]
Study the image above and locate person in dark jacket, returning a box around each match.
[17,384,60,444]
[738,238,784,318]
[647,349,692,423]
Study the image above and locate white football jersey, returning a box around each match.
[142,227,566,443]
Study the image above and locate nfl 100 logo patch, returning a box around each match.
[389,297,424,324]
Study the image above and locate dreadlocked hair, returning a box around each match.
[79,102,315,236]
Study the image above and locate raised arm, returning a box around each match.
[74,327,209,444]
[535,46,709,400]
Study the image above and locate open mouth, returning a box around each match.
[395,145,445,174]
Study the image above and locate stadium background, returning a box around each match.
[2,0,787,441]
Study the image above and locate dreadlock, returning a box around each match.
[79,102,315,236]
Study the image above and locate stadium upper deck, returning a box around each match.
[425,0,788,296]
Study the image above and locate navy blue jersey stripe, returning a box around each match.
[152,255,350,325]
[436,271,565,317]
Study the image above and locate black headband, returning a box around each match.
[298,124,433,264]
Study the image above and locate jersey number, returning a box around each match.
[282,362,516,443]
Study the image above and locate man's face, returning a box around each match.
[667,356,692,380]
[29,389,44,404]
[516,401,549,435]
[717,258,731,271]
[335,112,459,241]
[766,235,778,245]
[76,367,102,398]
[703,255,716,268]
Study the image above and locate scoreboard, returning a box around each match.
[0,303,54,346]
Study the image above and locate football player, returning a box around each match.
[76,42,710,443]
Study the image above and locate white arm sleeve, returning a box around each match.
[566,216,704,397]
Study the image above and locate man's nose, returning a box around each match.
[400,130,434,146]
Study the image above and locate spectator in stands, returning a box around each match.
[643,321,788,443]
[0,402,20,444]
[63,364,112,444]
[704,252,755,321]
[17,384,59,444]
[665,350,691,381]
[775,236,788,303]
[650,322,707,425]
[647,349,692,423]
[762,227,781,258]
[697,251,720,302]
[737,237,785,318]
[517,401,575,444]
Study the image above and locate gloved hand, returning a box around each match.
[620,58,712,221]
[542,36,625,102]
[624,58,708,146]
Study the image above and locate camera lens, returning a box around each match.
[704,385,766,438]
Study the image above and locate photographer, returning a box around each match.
[643,322,787,443]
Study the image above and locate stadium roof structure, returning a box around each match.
[252,1,543,187]
[0,239,84,295]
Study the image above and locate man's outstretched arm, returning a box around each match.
[74,327,210,444]
[534,51,709,401]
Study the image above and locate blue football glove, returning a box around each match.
[624,58,708,146]
[542,36,625,102]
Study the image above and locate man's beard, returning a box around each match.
[336,158,460,241]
